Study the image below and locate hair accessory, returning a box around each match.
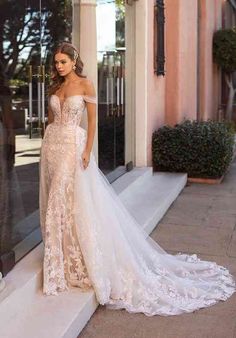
[73,50,79,61]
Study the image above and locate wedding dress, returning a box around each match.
[39,94,236,316]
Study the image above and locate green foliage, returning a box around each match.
[115,0,125,48]
[9,79,27,87]
[152,120,235,178]
[0,0,72,80]
[213,28,236,72]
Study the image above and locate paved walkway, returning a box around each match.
[79,158,236,338]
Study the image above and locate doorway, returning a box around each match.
[96,0,133,182]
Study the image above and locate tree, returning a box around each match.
[213,28,236,121]
[0,0,72,82]
[115,0,125,48]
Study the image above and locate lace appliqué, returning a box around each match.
[40,95,93,296]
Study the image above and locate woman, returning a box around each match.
[39,42,235,316]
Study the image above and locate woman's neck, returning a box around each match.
[63,71,79,84]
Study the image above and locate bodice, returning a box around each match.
[42,95,96,145]
[49,95,96,127]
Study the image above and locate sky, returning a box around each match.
[96,0,116,55]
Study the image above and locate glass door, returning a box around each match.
[0,0,72,276]
[97,0,133,182]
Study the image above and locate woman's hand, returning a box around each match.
[82,149,90,169]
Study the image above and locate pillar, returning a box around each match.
[72,0,98,160]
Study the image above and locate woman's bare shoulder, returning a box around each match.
[81,78,95,96]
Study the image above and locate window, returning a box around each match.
[154,0,165,76]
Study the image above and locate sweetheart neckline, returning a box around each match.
[51,94,96,111]
[51,94,85,111]
[51,94,85,100]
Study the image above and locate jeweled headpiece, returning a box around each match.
[73,50,79,61]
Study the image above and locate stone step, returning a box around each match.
[1,286,98,338]
[0,244,43,322]
[122,172,187,234]
[112,166,153,195]
[0,168,187,338]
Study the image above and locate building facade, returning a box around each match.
[76,0,234,169]
[0,0,235,277]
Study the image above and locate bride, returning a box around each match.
[39,42,236,316]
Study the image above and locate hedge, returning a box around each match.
[152,120,235,178]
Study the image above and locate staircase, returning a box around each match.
[0,168,187,338]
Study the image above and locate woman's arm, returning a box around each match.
[82,80,96,169]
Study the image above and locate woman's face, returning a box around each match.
[54,52,75,77]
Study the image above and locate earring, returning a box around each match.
[73,65,76,70]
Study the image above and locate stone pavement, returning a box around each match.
[79,158,236,338]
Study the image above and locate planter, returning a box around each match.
[187,175,224,185]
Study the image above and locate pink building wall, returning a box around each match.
[146,0,165,165]
[145,0,224,165]
[198,0,222,120]
[165,0,198,125]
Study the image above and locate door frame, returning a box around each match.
[125,1,136,166]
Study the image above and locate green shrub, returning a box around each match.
[213,28,236,73]
[152,120,235,178]
[213,28,236,120]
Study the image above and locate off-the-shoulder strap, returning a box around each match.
[83,95,97,104]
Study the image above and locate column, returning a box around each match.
[135,0,148,166]
[72,0,98,160]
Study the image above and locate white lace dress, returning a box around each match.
[39,94,236,316]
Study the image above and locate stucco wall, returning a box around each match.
[165,0,198,125]
[198,0,222,120]
[146,0,165,165]
[164,0,222,124]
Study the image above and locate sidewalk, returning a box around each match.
[79,158,236,338]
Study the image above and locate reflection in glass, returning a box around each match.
[0,0,72,275]
[97,0,126,178]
